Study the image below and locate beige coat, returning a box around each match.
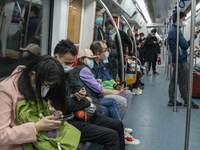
[0,66,36,150]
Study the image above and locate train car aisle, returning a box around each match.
[124,65,200,150]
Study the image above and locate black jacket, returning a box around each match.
[67,65,102,113]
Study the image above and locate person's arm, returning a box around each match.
[80,67,104,93]
[0,91,37,145]
[179,31,190,50]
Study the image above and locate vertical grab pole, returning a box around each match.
[162,27,165,62]
[184,0,196,149]
[173,1,180,112]
[120,15,138,76]
[97,0,125,81]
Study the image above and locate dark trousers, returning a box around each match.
[169,63,189,102]
[69,113,125,150]
[148,61,156,72]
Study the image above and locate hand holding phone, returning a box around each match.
[55,114,74,121]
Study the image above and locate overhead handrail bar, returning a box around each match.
[120,15,138,76]
[96,0,125,81]
[184,0,196,149]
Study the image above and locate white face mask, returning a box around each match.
[62,64,72,73]
[86,59,94,68]
[41,85,50,97]
[180,21,186,27]
[104,51,110,60]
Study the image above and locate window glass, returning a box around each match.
[67,0,82,44]
[0,0,50,80]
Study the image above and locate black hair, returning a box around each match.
[139,32,144,37]
[31,6,40,16]
[105,20,113,28]
[151,28,157,33]
[173,11,186,23]
[29,34,42,46]
[135,34,139,37]
[90,41,103,55]
[106,40,116,49]
[54,40,77,56]
[18,55,68,114]
[96,7,101,12]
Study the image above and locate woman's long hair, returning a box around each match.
[18,55,68,114]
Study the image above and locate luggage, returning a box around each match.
[192,72,200,98]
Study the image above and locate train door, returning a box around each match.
[0,0,52,79]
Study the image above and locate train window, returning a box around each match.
[67,0,82,44]
[0,0,51,80]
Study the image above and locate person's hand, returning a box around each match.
[86,96,93,103]
[153,41,157,44]
[97,79,102,84]
[34,115,63,132]
[74,92,85,101]
[111,90,120,95]
[195,28,200,35]
[53,110,63,118]
[74,87,87,100]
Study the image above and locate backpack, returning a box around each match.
[16,99,81,150]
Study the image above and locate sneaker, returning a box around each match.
[132,88,142,95]
[137,87,143,92]
[124,128,133,134]
[147,71,151,76]
[183,101,199,109]
[168,101,182,106]
[153,71,159,75]
[124,133,140,145]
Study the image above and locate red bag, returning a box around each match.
[157,56,161,65]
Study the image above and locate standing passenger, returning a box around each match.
[168,12,199,108]
[144,28,160,76]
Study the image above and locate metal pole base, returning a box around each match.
[172,107,178,112]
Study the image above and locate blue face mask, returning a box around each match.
[62,64,72,73]
[95,17,103,25]
[104,51,109,60]
[86,59,94,68]
[107,29,115,35]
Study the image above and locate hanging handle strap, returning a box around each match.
[179,0,190,8]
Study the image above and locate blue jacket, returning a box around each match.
[168,24,190,63]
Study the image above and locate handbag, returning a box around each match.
[76,103,96,121]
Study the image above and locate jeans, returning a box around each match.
[98,98,121,121]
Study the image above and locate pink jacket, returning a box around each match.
[0,66,37,150]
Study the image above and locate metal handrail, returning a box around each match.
[184,0,196,149]
[120,15,137,77]
[173,1,180,112]
[97,0,125,81]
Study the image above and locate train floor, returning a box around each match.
[124,65,200,150]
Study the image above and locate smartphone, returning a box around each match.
[56,114,74,121]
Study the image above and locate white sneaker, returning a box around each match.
[124,128,133,134]
[132,88,142,95]
[124,133,140,145]
[137,87,143,92]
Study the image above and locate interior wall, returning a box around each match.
[51,0,69,55]
[79,0,96,50]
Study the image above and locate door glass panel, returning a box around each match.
[67,0,82,44]
[0,0,50,80]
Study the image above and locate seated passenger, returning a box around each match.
[53,40,125,150]
[54,40,121,120]
[0,56,80,150]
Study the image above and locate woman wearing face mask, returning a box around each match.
[93,8,105,41]
[0,56,80,150]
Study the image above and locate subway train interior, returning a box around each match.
[1,0,200,150]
